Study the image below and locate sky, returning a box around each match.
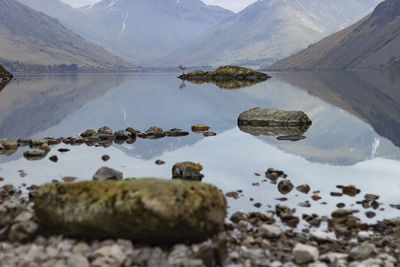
[60,0,258,13]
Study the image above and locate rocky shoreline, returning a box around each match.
[0,189,399,266]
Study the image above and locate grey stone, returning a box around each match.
[92,166,123,181]
[67,254,89,267]
[296,184,311,194]
[349,244,377,261]
[0,137,18,150]
[259,224,282,238]
[8,221,38,242]
[293,243,319,264]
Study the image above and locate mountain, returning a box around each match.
[15,0,108,48]
[269,0,400,71]
[0,0,139,73]
[157,0,382,69]
[81,0,234,65]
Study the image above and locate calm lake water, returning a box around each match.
[0,72,399,224]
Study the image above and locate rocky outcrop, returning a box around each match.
[179,66,271,89]
[34,179,226,245]
[238,108,312,137]
[0,64,13,80]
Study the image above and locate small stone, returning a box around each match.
[226,191,239,199]
[0,137,18,150]
[191,124,210,132]
[310,231,336,242]
[365,194,379,201]
[58,148,70,153]
[172,162,204,181]
[101,155,110,162]
[336,203,346,208]
[365,211,376,218]
[357,231,371,241]
[298,201,311,208]
[81,129,97,137]
[49,155,58,162]
[254,202,262,208]
[93,167,123,181]
[155,160,165,165]
[62,177,78,182]
[0,177,4,182]
[114,130,131,140]
[330,192,343,197]
[98,126,113,135]
[164,129,189,137]
[259,224,282,238]
[349,244,377,260]
[296,184,310,194]
[331,209,354,218]
[292,243,319,264]
[23,149,47,160]
[312,194,321,201]
[67,254,89,267]
[40,143,51,153]
[278,180,294,194]
[203,131,217,137]
[342,185,361,196]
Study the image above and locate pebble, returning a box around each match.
[155,160,165,165]
[191,124,210,132]
[49,155,58,163]
[292,243,319,264]
[296,184,310,194]
[101,155,110,162]
[349,244,377,261]
[278,180,294,195]
[259,224,282,238]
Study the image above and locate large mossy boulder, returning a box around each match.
[179,65,271,89]
[34,179,226,245]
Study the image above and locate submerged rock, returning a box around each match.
[93,167,123,181]
[34,179,226,244]
[172,162,204,181]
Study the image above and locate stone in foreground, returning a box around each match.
[293,243,319,264]
[172,162,204,181]
[92,166,123,181]
[34,179,226,245]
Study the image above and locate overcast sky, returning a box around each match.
[60,0,258,13]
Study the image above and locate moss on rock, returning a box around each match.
[34,179,226,245]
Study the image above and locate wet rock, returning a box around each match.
[98,126,113,135]
[238,108,312,137]
[331,209,355,219]
[292,243,319,264]
[172,162,204,181]
[0,138,18,150]
[266,168,287,181]
[70,135,85,144]
[101,155,110,162]
[342,185,361,196]
[330,192,343,197]
[365,194,379,201]
[259,224,282,238]
[312,194,321,201]
[81,129,97,138]
[93,167,123,181]
[296,184,310,194]
[225,192,239,199]
[349,244,377,261]
[23,149,47,160]
[139,127,165,139]
[49,155,58,163]
[34,179,226,244]
[165,129,189,137]
[58,148,70,153]
[203,131,217,137]
[278,180,294,195]
[191,124,210,132]
[114,130,131,140]
[365,211,376,218]
[155,160,165,165]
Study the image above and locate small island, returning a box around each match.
[179,65,271,89]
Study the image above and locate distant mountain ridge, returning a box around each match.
[81,0,234,65]
[268,0,400,71]
[0,0,139,73]
[157,0,382,69]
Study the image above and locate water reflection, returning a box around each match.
[0,71,400,221]
[183,79,266,89]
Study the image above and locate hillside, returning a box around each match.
[81,0,234,65]
[269,0,400,71]
[0,0,139,73]
[157,0,382,69]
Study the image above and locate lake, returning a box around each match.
[0,71,399,225]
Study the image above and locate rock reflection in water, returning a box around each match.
[238,124,310,141]
[183,79,266,89]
